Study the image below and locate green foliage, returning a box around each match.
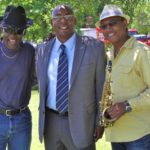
[0,0,149,42]
[132,1,150,34]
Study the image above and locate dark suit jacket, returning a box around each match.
[36,34,106,148]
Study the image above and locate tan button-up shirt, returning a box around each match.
[105,37,150,142]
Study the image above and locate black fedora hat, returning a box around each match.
[0,5,33,30]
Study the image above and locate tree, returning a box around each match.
[0,0,149,42]
[132,1,150,34]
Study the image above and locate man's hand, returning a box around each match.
[106,102,126,121]
[93,126,104,141]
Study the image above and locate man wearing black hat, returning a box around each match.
[0,5,35,150]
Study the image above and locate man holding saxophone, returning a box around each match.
[98,5,150,150]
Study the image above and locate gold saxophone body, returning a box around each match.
[99,60,114,127]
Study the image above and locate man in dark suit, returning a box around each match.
[36,4,105,150]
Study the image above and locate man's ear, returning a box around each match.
[123,19,128,28]
[74,17,77,25]
[50,19,53,26]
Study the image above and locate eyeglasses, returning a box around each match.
[3,27,26,35]
[100,19,123,30]
[52,15,74,21]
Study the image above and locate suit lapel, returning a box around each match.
[42,38,55,88]
[44,39,55,68]
[70,35,86,89]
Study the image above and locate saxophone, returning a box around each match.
[99,60,114,128]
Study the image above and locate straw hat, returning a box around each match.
[96,5,130,27]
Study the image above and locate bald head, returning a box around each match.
[52,5,74,18]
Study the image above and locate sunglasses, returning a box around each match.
[3,27,26,35]
[100,19,123,30]
[53,15,74,22]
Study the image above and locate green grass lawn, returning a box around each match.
[29,90,111,150]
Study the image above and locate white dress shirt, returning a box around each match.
[46,33,76,110]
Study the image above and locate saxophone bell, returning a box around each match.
[102,107,116,123]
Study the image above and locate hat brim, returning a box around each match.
[0,17,33,29]
[95,15,130,27]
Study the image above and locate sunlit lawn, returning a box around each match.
[29,90,111,150]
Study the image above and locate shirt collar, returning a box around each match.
[123,36,136,49]
[107,37,136,61]
[55,33,76,52]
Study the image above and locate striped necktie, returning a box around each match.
[56,44,69,113]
